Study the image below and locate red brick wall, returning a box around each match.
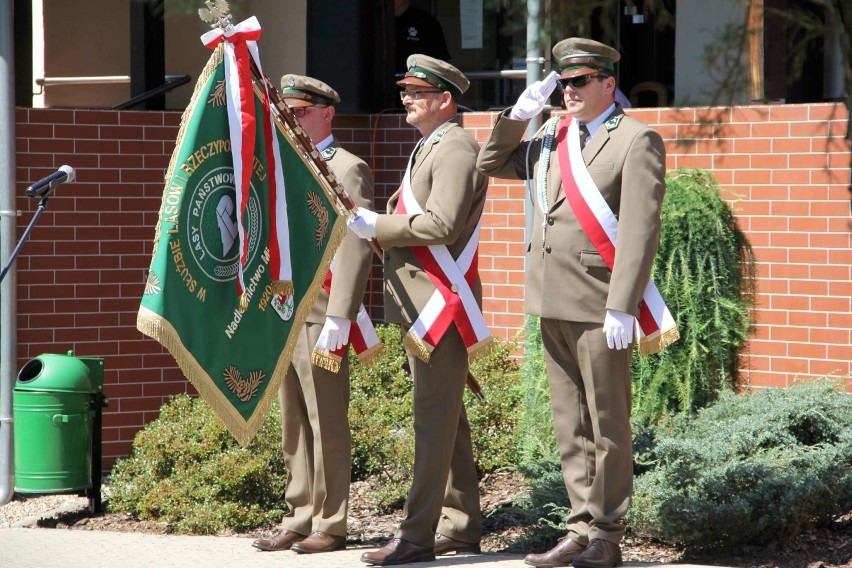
[12,103,851,468]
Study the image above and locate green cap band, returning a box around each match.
[409,65,462,101]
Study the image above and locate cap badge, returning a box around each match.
[287,77,296,87]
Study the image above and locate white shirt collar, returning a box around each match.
[584,103,617,138]
[315,134,335,152]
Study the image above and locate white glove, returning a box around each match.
[509,71,560,120]
[346,208,378,239]
[603,309,636,350]
[316,315,351,351]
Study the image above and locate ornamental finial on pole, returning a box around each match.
[198,0,232,31]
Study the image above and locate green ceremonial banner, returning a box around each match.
[138,45,344,445]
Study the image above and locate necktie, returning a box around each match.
[579,124,590,149]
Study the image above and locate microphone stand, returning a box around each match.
[0,196,50,284]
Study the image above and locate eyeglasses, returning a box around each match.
[559,74,608,90]
[292,105,325,117]
[399,90,444,101]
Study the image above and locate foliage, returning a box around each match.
[110,324,523,528]
[516,315,558,469]
[628,380,852,550]
[631,168,755,421]
[349,324,523,509]
[109,393,287,534]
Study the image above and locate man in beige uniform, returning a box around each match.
[348,54,488,566]
[478,39,668,568]
[252,75,374,555]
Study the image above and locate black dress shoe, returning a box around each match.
[291,530,346,553]
[524,536,586,567]
[360,538,436,565]
[251,529,306,551]
[572,538,622,568]
[434,533,481,556]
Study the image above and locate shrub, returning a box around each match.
[110,324,523,526]
[628,379,852,550]
[109,393,287,534]
[631,168,755,420]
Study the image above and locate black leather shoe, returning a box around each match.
[251,529,306,551]
[291,530,346,553]
[524,536,586,567]
[572,538,622,568]
[434,533,481,556]
[360,538,436,565]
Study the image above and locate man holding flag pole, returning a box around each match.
[251,74,377,555]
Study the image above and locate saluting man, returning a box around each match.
[252,75,375,556]
[348,54,490,566]
[478,38,675,568]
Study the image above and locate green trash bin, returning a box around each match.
[13,351,105,494]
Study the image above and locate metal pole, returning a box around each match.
[524,0,545,250]
[0,0,18,507]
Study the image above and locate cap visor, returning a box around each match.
[560,67,600,79]
[396,77,434,89]
[283,98,313,109]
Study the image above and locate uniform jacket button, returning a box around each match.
[545,245,552,253]
[547,217,554,225]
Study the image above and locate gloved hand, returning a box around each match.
[316,315,351,352]
[509,71,560,120]
[346,207,378,239]
[603,309,636,350]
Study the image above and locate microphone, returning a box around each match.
[26,165,76,198]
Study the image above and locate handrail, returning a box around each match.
[112,75,192,110]
[35,74,190,87]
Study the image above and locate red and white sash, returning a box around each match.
[394,130,492,362]
[201,17,291,304]
[556,118,679,355]
[310,268,382,373]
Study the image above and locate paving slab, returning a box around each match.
[1,527,728,568]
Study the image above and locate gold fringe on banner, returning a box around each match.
[268,280,294,296]
[403,332,433,363]
[356,344,383,368]
[311,349,342,373]
[637,326,681,356]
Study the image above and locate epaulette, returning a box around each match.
[604,115,624,131]
[321,146,337,160]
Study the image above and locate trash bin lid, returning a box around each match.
[16,353,94,393]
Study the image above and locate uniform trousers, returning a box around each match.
[279,321,351,537]
[396,325,481,548]
[540,317,633,544]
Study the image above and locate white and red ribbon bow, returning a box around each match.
[201,17,291,302]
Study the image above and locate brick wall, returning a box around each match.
[11,103,851,469]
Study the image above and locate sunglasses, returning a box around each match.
[399,90,444,101]
[559,74,609,90]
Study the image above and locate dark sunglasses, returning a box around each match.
[559,74,609,90]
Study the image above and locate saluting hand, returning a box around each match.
[347,208,378,239]
[603,309,636,350]
[510,71,560,121]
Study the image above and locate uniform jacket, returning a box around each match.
[477,106,666,323]
[306,141,375,324]
[376,122,489,326]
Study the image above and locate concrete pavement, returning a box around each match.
[1,527,728,568]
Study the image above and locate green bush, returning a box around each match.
[109,393,287,534]
[349,324,523,509]
[632,168,755,420]
[110,324,523,526]
[628,380,852,550]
